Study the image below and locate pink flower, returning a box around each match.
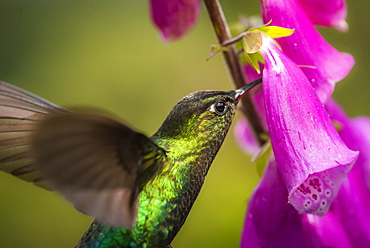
[238,97,370,247]
[259,34,358,215]
[260,0,354,103]
[237,1,365,247]
[241,161,305,248]
[241,161,354,248]
[298,0,348,31]
[150,0,201,41]
[324,100,370,246]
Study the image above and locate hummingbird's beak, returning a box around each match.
[234,78,262,102]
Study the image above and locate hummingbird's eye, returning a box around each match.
[211,101,228,115]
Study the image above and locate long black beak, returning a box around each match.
[234,77,262,102]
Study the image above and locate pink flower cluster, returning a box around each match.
[235,0,370,247]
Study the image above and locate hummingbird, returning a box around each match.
[0,79,261,248]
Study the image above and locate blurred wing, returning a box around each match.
[32,113,166,228]
[0,81,68,189]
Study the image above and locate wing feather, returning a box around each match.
[0,81,68,189]
[32,113,165,228]
[0,81,166,228]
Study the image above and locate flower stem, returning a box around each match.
[203,0,266,145]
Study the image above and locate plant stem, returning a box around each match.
[203,0,266,145]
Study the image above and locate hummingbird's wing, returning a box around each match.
[0,81,166,228]
[0,81,68,189]
[31,112,166,228]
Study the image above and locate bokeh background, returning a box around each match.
[0,0,369,247]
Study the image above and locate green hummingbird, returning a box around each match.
[0,79,261,248]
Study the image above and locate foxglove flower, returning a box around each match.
[324,100,370,246]
[239,42,367,246]
[150,0,200,41]
[241,161,305,248]
[260,0,354,103]
[326,100,370,190]
[302,212,353,247]
[347,117,370,189]
[259,33,358,215]
[298,0,348,31]
[237,0,365,247]
[241,160,354,248]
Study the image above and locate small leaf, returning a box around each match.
[243,53,258,73]
[248,20,294,39]
[243,52,264,74]
[259,25,295,38]
[206,44,228,61]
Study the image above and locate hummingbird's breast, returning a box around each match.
[131,153,204,247]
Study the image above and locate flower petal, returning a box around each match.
[330,172,370,246]
[242,160,354,248]
[302,213,352,247]
[150,0,200,42]
[298,0,348,31]
[348,117,370,189]
[326,100,370,190]
[241,161,305,248]
[234,118,260,156]
[260,34,358,215]
[325,100,370,246]
[260,0,354,103]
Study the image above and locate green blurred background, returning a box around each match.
[0,0,368,247]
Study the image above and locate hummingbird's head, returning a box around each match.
[154,81,260,146]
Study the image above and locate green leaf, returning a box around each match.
[258,25,295,38]
[242,43,264,74]
[206,44,228,61]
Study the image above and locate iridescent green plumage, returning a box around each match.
[0,80,261,248]
[76,92,239,247]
